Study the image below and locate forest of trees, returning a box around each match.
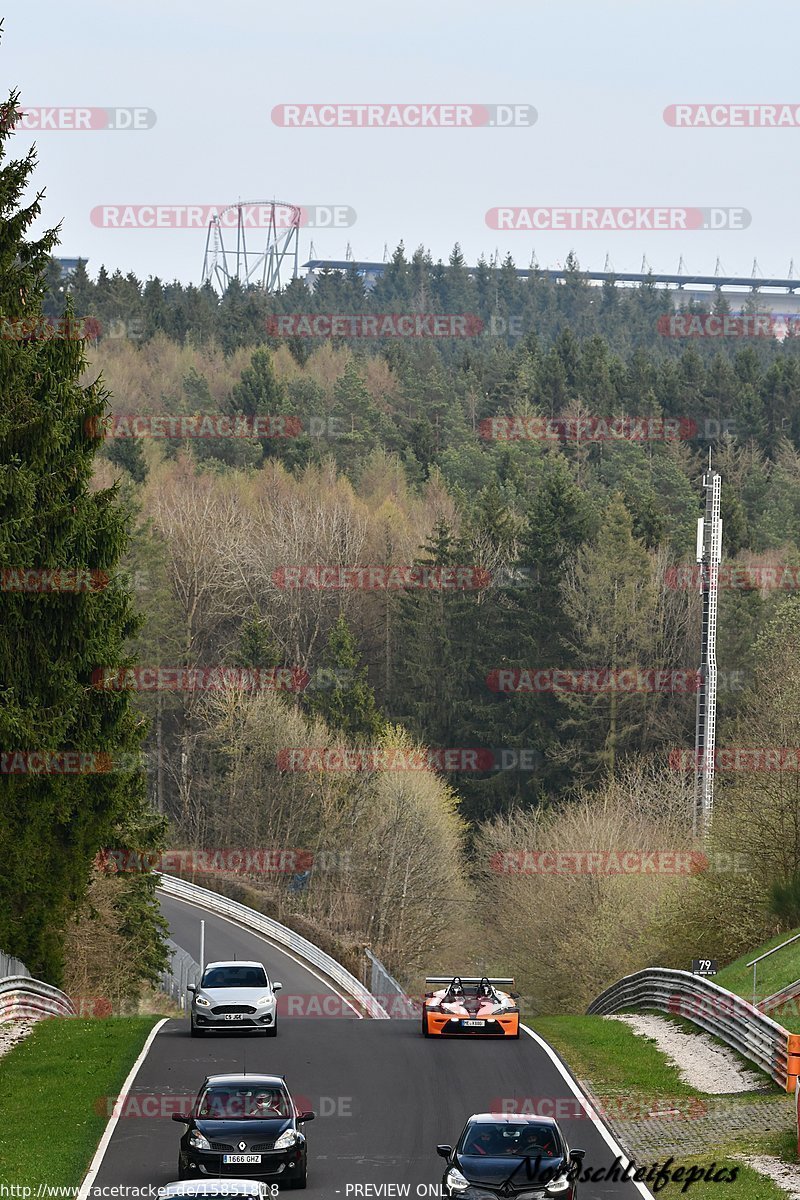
[8,146,800,1006]
[40,246,800,1005]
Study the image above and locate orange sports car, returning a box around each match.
[421,976,520,1038]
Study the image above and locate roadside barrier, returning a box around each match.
[157,873,390,1017]
[0,974,76,1022]
[588,966,800,1091]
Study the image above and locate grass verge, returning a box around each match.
[533,1015,703,1097]
[0,1016,161,1185]
[643,1155,788,1198]
[715,930,800,1006]
[530,1017,796,1196]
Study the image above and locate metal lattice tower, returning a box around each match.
[201,201,300,293]
[694,469,723,838]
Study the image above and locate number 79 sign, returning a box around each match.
[692,959,718,976]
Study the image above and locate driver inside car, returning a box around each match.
[251,1091,283,1116]
[443,978,465,1003]
[467,1127,498,1156]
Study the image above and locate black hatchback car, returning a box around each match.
[437,1113,585,1197]
[173,1073,315,1190]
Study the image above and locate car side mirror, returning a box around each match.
[172,1113,192,1123]
[424,992,433,999]
[436,1145,452,1159]
[272,982,282,992]
[570,1149,586,1162]
[187,985,196,993]
[510,991,520,999]
[297,1110,315,1122]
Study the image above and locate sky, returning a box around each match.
[7,1,800,289]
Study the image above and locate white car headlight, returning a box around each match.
[256,994,275,1006]
[546,1176,571,1195]
[273,1128,299,1150]
[194,995,211,1007]
[445,1167,470,1193]
[189,1129,212,1151]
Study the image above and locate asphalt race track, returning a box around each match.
[90,893,654,1198]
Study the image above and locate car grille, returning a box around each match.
[211,1004,258,1014]
[250,1141,275,1151]
[210,1141,234,1151]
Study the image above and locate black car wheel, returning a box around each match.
[263,1018,278,1037]
[190,1018,202,1038]
[421,1011,430,1037]
[177,1158,188,1181]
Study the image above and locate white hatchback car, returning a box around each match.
[188,960,282,1037]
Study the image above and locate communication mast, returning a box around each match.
[693,466,723,838]
[201,200,300,293]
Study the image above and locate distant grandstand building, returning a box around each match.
[302,259,800,317]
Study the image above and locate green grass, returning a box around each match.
[715,929,800,1004]
[532,1016,703,1098]
[0,1016,161,1185]
[652,1156,790,1199]
[530,1017,795,1196]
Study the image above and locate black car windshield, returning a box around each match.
[201,966,269,988]
[462,1123,561,1157]
[196,1087,291,1119]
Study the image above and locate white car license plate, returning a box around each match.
[461,1019,486,1027]
[223,1154,261,1164]
[223,1013,244,1021]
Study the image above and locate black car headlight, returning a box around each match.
[444,1167,471,1193]
[545,1175,572,1195]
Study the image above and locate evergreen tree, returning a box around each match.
[0,86,164,981]
[304,614,385,740]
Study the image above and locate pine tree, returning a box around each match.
[0,84,164,981]
[304,614,385,740]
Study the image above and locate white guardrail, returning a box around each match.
[588,966,800,1092]
[0,975,76,1023]
[158,874,390,1018]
